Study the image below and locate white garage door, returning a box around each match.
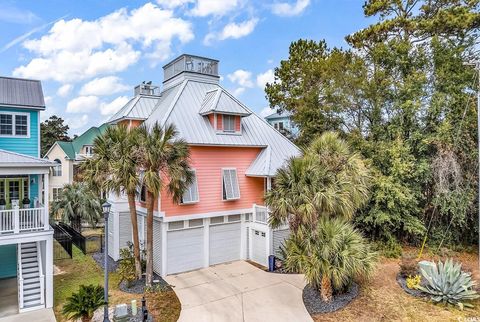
[167,227,204,274]
[152,220,162,275]
[251,229,267,266]
[119,212,132,249]
[209,223,241,265]
[273,228,290,258]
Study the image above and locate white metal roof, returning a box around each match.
[0,149,54,167]
[108,95,161,123]
[144,79,300,176]
[198,88,251,116]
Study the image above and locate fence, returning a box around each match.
[51,222,73,259]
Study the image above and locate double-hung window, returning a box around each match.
[223,115,235,132]
[222,169,240,200]
[0,113,29,137]
[53,159,62,176]
[180,170,199,204]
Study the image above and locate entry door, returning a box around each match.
[251,229,267,266]
[6,179,22,208]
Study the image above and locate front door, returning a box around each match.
[1,178,28,209]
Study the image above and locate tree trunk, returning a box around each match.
[320,276,333,302]
[145,191,155,286]
[127,192,142,279]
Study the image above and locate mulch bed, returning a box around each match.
[119,273,172,294]
[92,251,119,273]
[396,273,428,298]
[303,283,359,314]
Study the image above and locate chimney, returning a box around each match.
[134,81,160,96]
[162,54,219,87]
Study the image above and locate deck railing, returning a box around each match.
[0,207,48,234]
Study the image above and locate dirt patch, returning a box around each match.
[313,253,480,322]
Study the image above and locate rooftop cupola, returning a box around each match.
[134,81,160,96]
[163,54,219,87]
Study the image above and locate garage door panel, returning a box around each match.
[209,223,241,265]
[167,227,203,274]
[252,229,267,266]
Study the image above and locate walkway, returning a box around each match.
[165,261,312,322]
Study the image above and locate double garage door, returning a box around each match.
[166,220,242,275]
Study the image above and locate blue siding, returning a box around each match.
[0,107,39,157]
[29,174,39,206]
[0,245,17,278]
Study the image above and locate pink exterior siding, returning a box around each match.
[216,114,222,130]
[235,116,241,132]
[160,146,265,217]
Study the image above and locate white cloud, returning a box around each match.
[80,76,129,96]
[100,96,130,116]
[272,0,310,16]
[57,84,73,97]
[66,114,89,130]
[157,0,194,9]
[256,69,274,89]
[66,96,100,113]
[44,96,53,105]
[228,69,253,87]
[191,0,240,17]
[232,87,245,97]
[260,107,274,118]
[0,4,40,24]
[13,3,194,82]
[205,18,258,44]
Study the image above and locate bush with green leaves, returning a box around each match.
[417,259,479,309]
[62,284,105,322]
[118,241,146,286]
[282,217,377,302]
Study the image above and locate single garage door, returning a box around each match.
[251,229,267,266]
[209,222,241,265]
[167,227,204,274]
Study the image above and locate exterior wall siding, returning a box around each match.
[46,144,73,201]
[29,174,39,205]
[119,212,133,250]
[0,107,39,157]
[0,244,17,278]
[160,146,265,217]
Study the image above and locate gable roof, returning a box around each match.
[0,149,54,167]
[0,76,45,110]
[144,79,300,176]
[108,95,161,124]
[198,88,251,116]
[48,123,108,160]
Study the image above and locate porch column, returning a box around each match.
[45,236,54,308]
[43,174,49,230]
[203,218,210,268]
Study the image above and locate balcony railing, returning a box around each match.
[0,207,48,235]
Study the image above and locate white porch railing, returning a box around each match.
[0,207,48,234]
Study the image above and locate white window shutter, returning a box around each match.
[223,169,239,200]
[181,171,199,204]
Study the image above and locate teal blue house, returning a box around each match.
[265,111,299,139]
[0,76,55,315]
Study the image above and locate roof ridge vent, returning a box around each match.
[134,81,160,96]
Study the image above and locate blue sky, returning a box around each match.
[0,0,371,135]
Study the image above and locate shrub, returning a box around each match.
[283,217,377,302]
[399,252,418,277]
[406,275,421,289]
[417,259,480,309]
[374,238,403,258]
[62,284,105,322]
[118,241,145,287]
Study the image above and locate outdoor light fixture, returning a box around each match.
[103,201,112,322]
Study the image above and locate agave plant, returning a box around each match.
[417,259,479,309]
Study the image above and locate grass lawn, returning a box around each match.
[316,249,480,322]
[53,246,180,322]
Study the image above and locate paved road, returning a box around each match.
[165,261,312,322]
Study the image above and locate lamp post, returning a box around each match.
[102,201,111,322]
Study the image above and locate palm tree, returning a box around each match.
[137,122,193,286]
[283,217,377,302]
[265,131,370,232]
[81,124,143,279]
[62,284,105,322]
[50,182,102,232]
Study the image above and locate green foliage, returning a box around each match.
[283,217,377,301]
[406,275,421,290]
[418,259,480,309]
[61,284,105,322]
[399,252,418,277]
[374,238,403,258]
[40,115,70,157]
[118,244,138,287]
[265,0,480,248]
[50,182,102,231]
[266,131,370,232]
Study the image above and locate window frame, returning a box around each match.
[52,159,62,177]
[180,169,200,205]
[84,145,94,155]
[222,168,240,201]
[0,112,30,138]
[222,114,235,133]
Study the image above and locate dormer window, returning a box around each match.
[223,115,235,132]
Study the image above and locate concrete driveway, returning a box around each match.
[165,261,312,322]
